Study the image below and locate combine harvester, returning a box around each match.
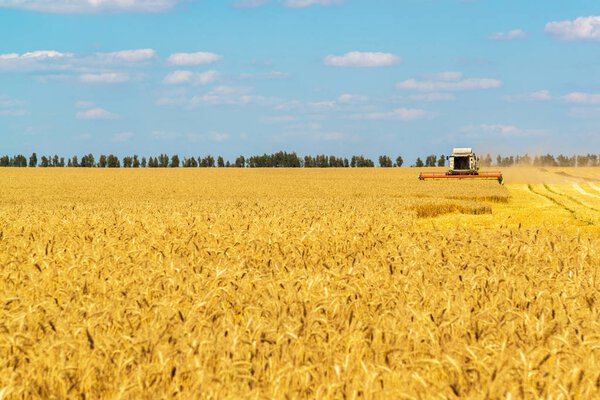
[418,148,504,184]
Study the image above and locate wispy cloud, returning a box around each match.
[284,0,342,8]
[0,95,28,117]
[234,0,342,8]
[76,107,120,120]
[187,132,231,142]
[79,72,130,83]
[406,93,456,102]
[167,52,222,66]
[460,124,543,138]
[397,72,501,91]
[562,92,600,104]
[324,51,400,68]
[0,0,180,14]
[488,29,527,41]
[233,0,269,7]
[95,49,156,62]
[545,16,600,41]
[113,131,135,142]
[356,108,430,121]
[505,89,553,102]
[337,94,368,103]
[163,70,219,85]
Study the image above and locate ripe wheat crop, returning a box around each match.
[0,168,598,399]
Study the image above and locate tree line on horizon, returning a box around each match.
[1,151,599,168]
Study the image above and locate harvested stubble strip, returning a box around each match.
[411,200,492,218]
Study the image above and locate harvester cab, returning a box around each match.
[419,148,503,184]
[447,148,479,175]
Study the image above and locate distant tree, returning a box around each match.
[157,154,169,168]
[170,155,180,168]
[133,155,140,168]
[71,156,79,168]
[141,157,147,168]
[80,153,95,167]
[395,156,403,167]
[99,155,107,168]
[235,155,245,168]
[415,157,424,168]
[52,155,60,167]
[123,156,133,168]
[217,156,225,168]
[107,154,120,168]
[40,156,49,167]
[425,154,437,167]
[378,155,393,167]
[200,155,215,167]
[437,155,445,167]
[29,153,37,168]
[225,161,231,167]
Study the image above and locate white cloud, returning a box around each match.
[76,107,119,119]
[151,130,178,140]
[562,92,600,104]
[0,0,180,13]
[0,50,73,71]
[488,29,527,41]
[234,0,269,7]
[261,115,297,124]
[240,70,289,80]
[358,108,430,121]
[79,72,129,83]
[407,93,456,102]
[0,50,72,60]
[283,0,342,8]
[527,90,553,101]
[113,131,135,142]
[188,86,277,106]
[187,132,231,142]
[75,100,96,109]
[163,70,219,85]
[96,48,156,62]
[397,73,501,91]
[167,52,222,66]
[545,16,600,41]
[234,0,341,7]
[324,51,400,68]
[505,89,553,102]
[460,124,543,138]
[338,93,368,103]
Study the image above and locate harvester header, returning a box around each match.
[418,148,503,184]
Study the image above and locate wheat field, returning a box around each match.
[0,168,599,399]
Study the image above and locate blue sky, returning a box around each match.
[1,0,599,161]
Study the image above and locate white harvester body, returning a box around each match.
[448,148,478,174]
[419,147,503,184]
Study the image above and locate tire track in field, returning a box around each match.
[552,171,600,182]
[544,184,599,212]
[589,183,600,194]
[572,182,600,200]
[527,184,594,226]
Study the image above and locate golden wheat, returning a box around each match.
[0,168,598,399]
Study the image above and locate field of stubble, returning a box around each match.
[0,167,599,399]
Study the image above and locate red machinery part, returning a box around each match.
[418,172,504,184]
